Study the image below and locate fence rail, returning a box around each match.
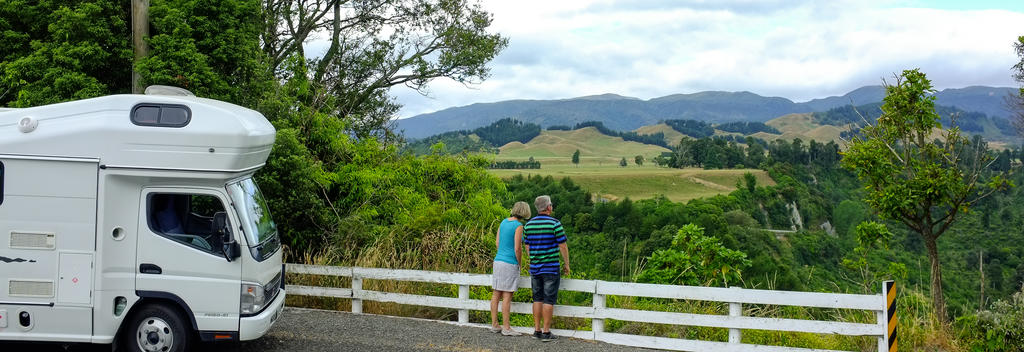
[285,264,893,352]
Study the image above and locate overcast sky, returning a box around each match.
[385,0,1024,118]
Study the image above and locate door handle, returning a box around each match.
[139,263,162,275]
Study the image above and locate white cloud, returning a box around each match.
[392,0,1024,117]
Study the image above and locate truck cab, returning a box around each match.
[0,87,284,351]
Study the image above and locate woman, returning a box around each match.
[490,201,530,336]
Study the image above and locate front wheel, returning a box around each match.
[121,303,191,352]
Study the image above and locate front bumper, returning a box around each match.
[239,288,286,341]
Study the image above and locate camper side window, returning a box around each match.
[0,161,4,206]
[131,104,191,127]
[148,193,229,255]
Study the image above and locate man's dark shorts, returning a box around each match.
[531,274,560,305]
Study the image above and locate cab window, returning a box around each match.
[147,193,229,255]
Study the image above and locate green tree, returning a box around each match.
[841,69,1012,322]
[634,155,644,166]
[572,149,580,167]
[638,224,751,287]
[0,0,132,107]
[619,157,628,167]
[742,172,757,194]
[138,0,271,106]
[261,0,509,141]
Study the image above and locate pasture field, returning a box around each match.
[488,158,774,202]
[498,127,670,159]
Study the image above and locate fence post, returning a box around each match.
[458,284,470,323]
[881,280,896,352]
[593,281,605,336]
[351,276,363,314]
[728,302,742,344]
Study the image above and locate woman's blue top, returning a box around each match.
[495,218,521,265]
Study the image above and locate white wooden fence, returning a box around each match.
[285,264,894,352]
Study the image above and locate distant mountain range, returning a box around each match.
[396,86,1017,139]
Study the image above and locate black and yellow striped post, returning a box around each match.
[883,280,897,352]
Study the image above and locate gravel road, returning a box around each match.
[0,307,649,352]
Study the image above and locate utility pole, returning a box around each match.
[131,0,150,94]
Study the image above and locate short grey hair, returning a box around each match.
[534,195,552,212]
[510,201,531,219]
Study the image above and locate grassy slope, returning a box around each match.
[490,162,774,202]
[757,113,851,143]
[492,126,778,202]
[634,123,687,145]
[498,127,670,159]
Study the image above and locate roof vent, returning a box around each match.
[144,85,195,97]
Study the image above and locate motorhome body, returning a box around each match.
[0,91,284,351]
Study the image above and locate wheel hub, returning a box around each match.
[136,317,174,352]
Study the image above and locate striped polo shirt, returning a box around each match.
[523,214,567,275]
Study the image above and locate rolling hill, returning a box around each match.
[498,127,670,159]
[397,86,1018,139]
[633,123,687,145]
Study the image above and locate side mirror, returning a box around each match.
[213,212,241,262]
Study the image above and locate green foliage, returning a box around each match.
[665,119,714,138]
[634,155,644,166]
[957,285,1024,352]
[832,200,868,244]
[839,221,907,293]
[488,159,540,169]
[715,121,780,134]
[638,224,751,287]
[742,172,757,193]
[405,133,497,155]
[658,136,839,171]
[619,157,628,167]
[572,149,580,165]
[256,61,510,256]
[841,69,1013,321]
[139,0,269,105]
[0,0,132,107]
[405,118,540,155]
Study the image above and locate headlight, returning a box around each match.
[240,282,267,315]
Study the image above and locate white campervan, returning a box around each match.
[0,87,285,351]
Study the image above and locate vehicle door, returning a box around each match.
[135,188,242,332]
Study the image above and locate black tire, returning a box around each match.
[120,303,191,352]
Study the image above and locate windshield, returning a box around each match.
[227,178,279,256]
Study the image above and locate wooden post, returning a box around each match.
[351,277,363,314]
[876,309,887,352]
[458,284,469,323]
[728,302,742,344]
[592,285,606,336]
[131,0,149,94]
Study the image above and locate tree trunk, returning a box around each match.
[131,0,150,94]
[924,235,948,323]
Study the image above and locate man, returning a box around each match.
[522,195,570,342]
